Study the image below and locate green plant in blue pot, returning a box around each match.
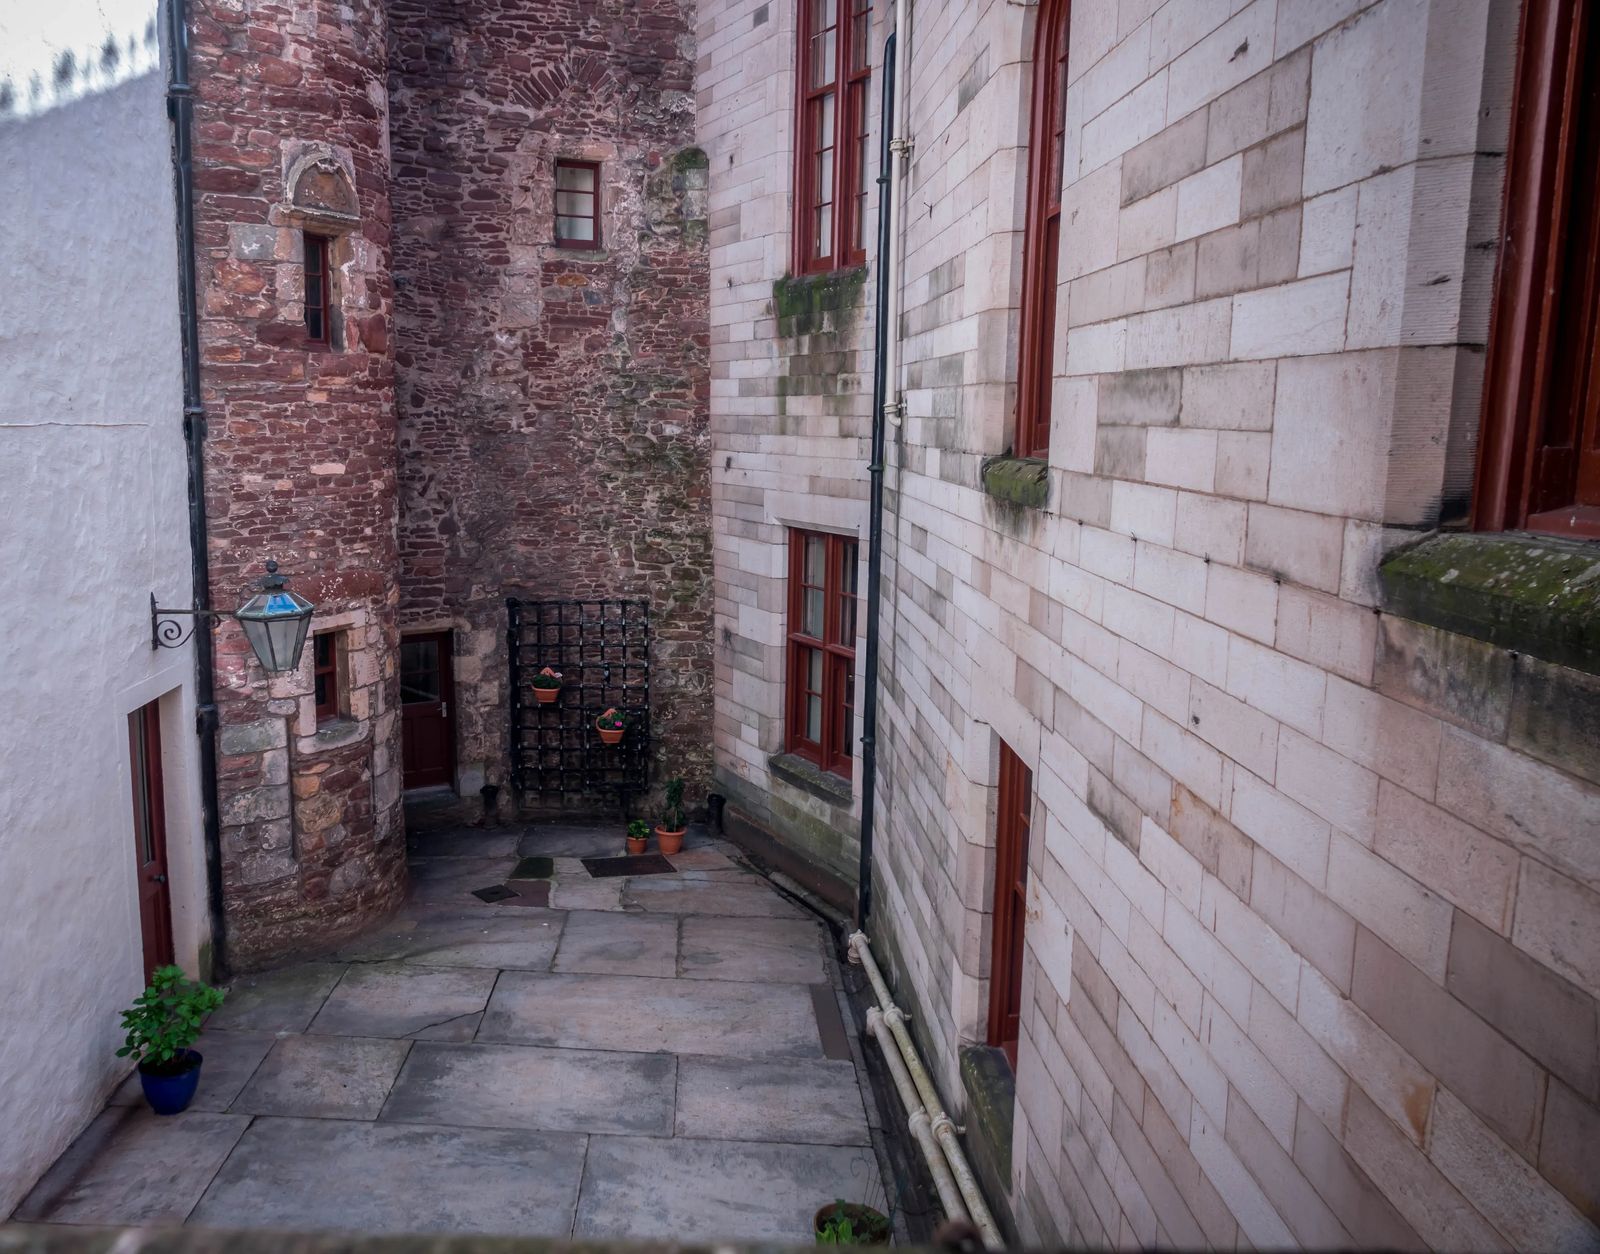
[117,965,225,1115]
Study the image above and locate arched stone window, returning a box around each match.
[1015,0,1071,460]
[285,152,359,228]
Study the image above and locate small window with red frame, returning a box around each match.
[304,233,333,347]
[554,160,601,249]
[313,633,342,724]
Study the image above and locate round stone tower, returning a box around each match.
[187,0,406,967]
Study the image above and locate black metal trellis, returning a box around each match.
[507,597,651,806]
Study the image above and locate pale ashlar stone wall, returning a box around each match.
[701,0,1600,1248]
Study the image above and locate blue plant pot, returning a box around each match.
[138,1051,203,1116]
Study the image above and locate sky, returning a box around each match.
[0,0,160,118]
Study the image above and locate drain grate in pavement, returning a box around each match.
[472,884,519,903]
[510,856,555,880]
[503,880,552,907]
[581,853,677,878]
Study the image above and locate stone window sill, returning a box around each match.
[1378,532,1600,676]
[981,455,1050,510]
[959,1043,1016,1182]
[309,717,364,751]
[769,751,854,807]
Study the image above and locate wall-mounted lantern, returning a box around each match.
[151,561,314,673]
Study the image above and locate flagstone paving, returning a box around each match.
[13,824,888,1243]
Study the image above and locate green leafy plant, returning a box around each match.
[627,819,651,841]
[660,777,686,831]
[596,708,628,732]
[116,966,225,1077]
[816,1202,889,1246]
[530,668,563,690]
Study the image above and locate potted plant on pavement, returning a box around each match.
[116,965,226,1116]
[531,667,563,705]
[656,777,688,855]
[814,1200,891,1245]
[595,707,628,745]
[626,818,650,856]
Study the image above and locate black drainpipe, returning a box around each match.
[856,32,896,930]
[166,0,230,979]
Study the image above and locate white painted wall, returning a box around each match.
[0,31,209,1211]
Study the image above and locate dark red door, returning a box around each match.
[987,741,1033,1068]
[401,632,455,789]
[128,701,174,981]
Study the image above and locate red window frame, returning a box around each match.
[986,741,1033,1068]
[1014,0,1072,460]
[1475,0,1600,537]
[785,529,859,778]
[313,633,341,724]
[554,159,602,250]
[304,233,332,347]
[794,0,872,273]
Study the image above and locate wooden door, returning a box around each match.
[401,632,455,789]
[987,741,1033,1067]
[128,701,173,981]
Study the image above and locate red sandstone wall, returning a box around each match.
[387,0,713,811]
[189,0,406,967]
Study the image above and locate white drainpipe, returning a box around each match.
[882,0,911,427]
[850,930,1004,1249]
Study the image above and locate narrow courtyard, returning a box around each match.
[16,821,891,1242]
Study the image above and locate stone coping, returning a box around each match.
[768,751,855,807]
[1377,531,1600,676]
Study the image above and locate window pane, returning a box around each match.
[556,163,595,191]
[807,647,823,692]
[809,0,837,87]
[805,534,827,585]
[314,672,329,707]
[850,2,870,71]
[803,588,824,638]
[401,639,440,704]
[556,215,596,241]
[841,657,855,759]
[555,190,594,216]
[316,635,332,667]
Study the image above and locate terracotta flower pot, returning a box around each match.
[656,827,685,855]
[813,1202,890,1245]
[626,836,648,855]
[598,725,624,745]
[533,686,559,704]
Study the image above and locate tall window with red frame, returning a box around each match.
[304,233,332,347]
[1014,0,1071,460]
[987,741,1033,1067]
[313,633,342,724]
[786,529,859,778]
[796,0,872,273]
[1476,0,1600,536]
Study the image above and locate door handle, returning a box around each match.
[153,874,168,884]
[440,701,449,719]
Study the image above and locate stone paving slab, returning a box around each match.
[407,830,520,859]
[205,963,346,1033]
[406,858,519,909]
[381,1042,675,1136]
[621,878,809,918]
[333,909,564,969]
[14,1107,250,1225]
[573,1134,881,1242]
[674,1056,871,1145]
[552,909,677,977]
[666,847,743,872]
[547,877,624,912]
[230,1034,412,1120]
[187,1118,588,1237]
[109,1030,276,1112]
[517,828,631,858]
[678,915,829,983]
[309,963,499,1040]
[479,971,824,1058]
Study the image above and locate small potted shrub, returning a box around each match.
[595,707,628,745]
[117,965,226,1116]
[626,818,650,855]
[531,667,563,705]
[814,1201,891,1245]
[656,777,687,855]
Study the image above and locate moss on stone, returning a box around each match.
[772,267,869,339]
[1378,532,1600,676]
[980,455,1050,510]
[960,1044,1016,1221]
